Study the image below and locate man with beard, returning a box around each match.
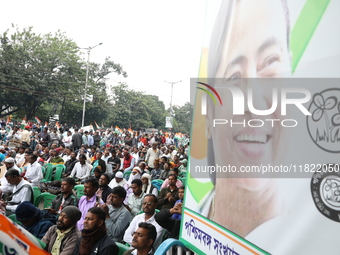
[64,151,78,177]
[108,171,127,189]
[96,174,112,203]
[48,177,78,215]
[42,206,81,255]
[73,207,118,255]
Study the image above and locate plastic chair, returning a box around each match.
[74,184,84,199]
[8,214,21,224]
[32,186,41,203]
[41,163,54,183]
[34,192,56,209]
[123,171,132,181]
[52,164,66,181]
[116,242,130,255]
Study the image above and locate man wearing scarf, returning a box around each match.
[73,207,118,255]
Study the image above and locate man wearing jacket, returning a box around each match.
[42,206,81,255]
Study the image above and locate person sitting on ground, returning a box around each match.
[96,174,112,203]
[123,194,163,249]
[99,186,131,242]
[15,201,57,239]
[48,177,78,215]
[73,207,119,255]
[42,206,81,255]
[123,222,157,255]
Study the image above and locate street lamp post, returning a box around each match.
[81,43,103,128]
[164,80,182,116]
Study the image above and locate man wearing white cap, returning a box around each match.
[108,171,127,189]
[0,146,6,162]
[0,157,21,196]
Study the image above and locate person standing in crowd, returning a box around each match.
[62,130,73,148]
[73,207,118,255]
[42,206,81,255]
[72,128,82,152]
[145,143,160,171]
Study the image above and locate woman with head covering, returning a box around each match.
[141,173,158,197]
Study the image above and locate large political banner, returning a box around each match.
[181,0,340,254]
[0,215,50,255]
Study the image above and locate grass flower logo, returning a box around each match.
[307,88,340,153]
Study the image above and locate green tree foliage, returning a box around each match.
[0,26,127,126]
[108,83,167,129]
[170,102,193,134]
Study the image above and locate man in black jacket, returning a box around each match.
[73,207,118,255]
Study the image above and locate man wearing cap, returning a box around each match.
[0,145,6,162]
[108,171,127,189]
[15,201,56,239]
[4,169,33,215]
[42,206,81,255]
[0,158,21,196]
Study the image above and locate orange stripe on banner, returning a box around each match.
[184,211,260,255]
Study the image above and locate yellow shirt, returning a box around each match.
[51,226,73,255]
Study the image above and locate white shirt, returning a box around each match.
[123,212,164,249]
[6,179,32,212]
[25,161,43,186]
[108,178,127,189]
[70,162,92,180]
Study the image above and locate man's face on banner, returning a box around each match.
[211,0,291,190]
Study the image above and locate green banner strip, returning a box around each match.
[290,0,331,72]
